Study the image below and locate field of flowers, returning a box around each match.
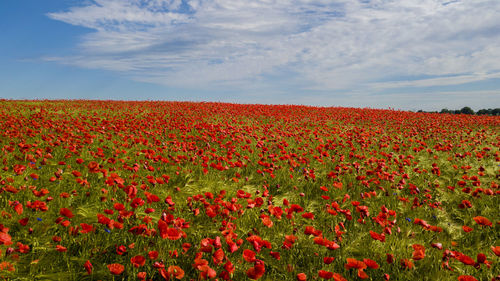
[0,100,498,281]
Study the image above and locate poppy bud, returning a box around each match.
[153,261,164,268]
[6,247,14,255]
[386,253,394,264]
[477,253,486,264]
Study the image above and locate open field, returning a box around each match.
[0,100,498,280]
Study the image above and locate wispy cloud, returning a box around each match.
[372,72,500,89]
[46,0,500,96]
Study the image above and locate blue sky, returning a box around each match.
[1,0,499,111]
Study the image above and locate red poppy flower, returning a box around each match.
[318,270,333,279]
[457,253,475,265]
[357,269,369,279]
[363,258,379,269]
[290,204,304,213]
[79,223,93,234]
[224,260,235,274]
[261,215,273,227]
[59,208,74,219]
[333,182,343,189]
[182,243,191,254]
[0,232,12,246]
[56,245,67,252]
[87,161,99,172]
[137,272,147,280]
[473,216,492,227]
[314,236,327,246]
[158,220,182,240]
[297,273,307,281]
[412,244,425,260]
[166,227,182,240]
[369,231,385,242]
[458,275,478,281]
[243,249,256,262]
[113,203,125,211]
[462,225,473,232]
[400,259,413,269]
[212,248,224,264]
[324,257,335,264]
[492,246,500,257]
[167,265,185,279]
[149,250,159,260]
[304,226,315,235]
[18,217,29,226]
[84,260,92,275]
[270,251,281,260]
[332,273,347,281]
[116,245,127,255]
[107,263,124,275]
[16,242,30,253]
[345,258,369,279]
[302,212,315,220]
[0,261,15,272]
[11,202,23,215]
[345,258,366,270]
[246,260,265,280]
[285,235,297,244]
[131,255,146,267]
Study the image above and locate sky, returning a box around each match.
[1,0,499,111]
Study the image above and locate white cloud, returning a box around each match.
[372,72,500,89]
[46,0,500,95]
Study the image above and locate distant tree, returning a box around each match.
[438,107,498,116]
[477,109,489,115]
[460,107,474,115]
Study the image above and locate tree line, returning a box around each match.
[417,107,500,116]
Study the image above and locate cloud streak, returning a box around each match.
[46,0,500,96]
[372,72,500,89]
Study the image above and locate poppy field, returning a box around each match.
[0,100,498,281]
